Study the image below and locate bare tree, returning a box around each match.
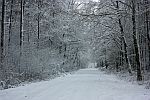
[116,1,132,74]
[131,0,142,81]
[0,0,5,79]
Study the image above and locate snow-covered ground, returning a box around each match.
[0,68,150,100]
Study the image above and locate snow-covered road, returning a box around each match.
[0,68,150,100]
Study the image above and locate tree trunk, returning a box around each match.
[38,0,40,40]
[144,0,150,71]
[0,0,5,77]
[19,0,24,73]
[20,0,23,47]
[8,0,13,45]
[116,1,132,74]
[131,0,142,81]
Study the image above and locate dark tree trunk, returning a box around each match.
[19,0,24,73]
[131,0,142,81]
[144,0,150,71]
[8,0,13,45]
[116,1,132,74]
[38,0,40,40]
[20,0,23,47]
[37,0,41,48]
[0,0,5,74]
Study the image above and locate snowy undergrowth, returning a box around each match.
[0,69,76,90]
[99,67,150,89]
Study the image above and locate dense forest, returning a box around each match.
[0,0,150,89]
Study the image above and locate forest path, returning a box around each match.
[0,68,150,100]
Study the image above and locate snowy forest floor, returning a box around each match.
[0,68,150,100]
